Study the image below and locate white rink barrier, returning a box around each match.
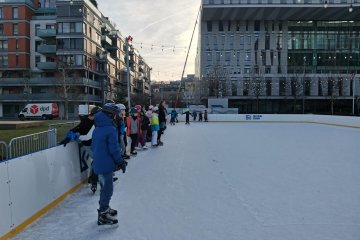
[0,142,91,239]
[176,114,360,128]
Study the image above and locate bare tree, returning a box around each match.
[289,73,305,113]
[205,65,229,98]
[56,61,81,120]
[326,74,342,115]
[248,66,265,113]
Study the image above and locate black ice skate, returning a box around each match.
[98,208,118,225]
[130,151,137,156]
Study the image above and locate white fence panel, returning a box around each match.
[48,143,82,199]
[7,142,82,230]
[0,162,12,237]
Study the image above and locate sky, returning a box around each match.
[97,0,201,82]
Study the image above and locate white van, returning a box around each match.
[18,103,59,120]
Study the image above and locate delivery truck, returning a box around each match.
[18,103,59,120]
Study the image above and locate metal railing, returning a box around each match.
[0,141,8,161]
[49,121,80,143]
[9,129,57,159]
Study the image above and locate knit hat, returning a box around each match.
[134,105,142,111]
[130,108,138,114]
[89,106,102,116]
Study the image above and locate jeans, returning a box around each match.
[98,173,114,212]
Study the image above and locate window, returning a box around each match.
[219,21,224,32]
[279,78,286,96]
[13,7,18,19]
[0,55,8,66]
[35,56,41,66]
[225,51,231,65]
[228,21,231,31]
[265,34,270,50]
[15,39,19,49]
[46,24,54,29]
[0,8,3,19]
[207,52,212,64]
[35,24,40,35]
[0,24,3,35]
[0,40,8,50]
[16,55,19,66]
[13,24,18,35]
[35,41,41,51]
[254,21,260,31]
[266,78,272,96]
[236,21,240,31]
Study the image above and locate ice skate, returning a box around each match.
[98,208,118,225]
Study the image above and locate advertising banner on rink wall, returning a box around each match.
[0,142,91,239]
[176,114,360,128]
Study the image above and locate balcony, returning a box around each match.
[37,62,57,70]
[36,29,56,38]
[101,35,112,46]
[0,93,102,102]
[37,44,56,54]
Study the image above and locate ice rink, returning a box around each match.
[12,122,360,240]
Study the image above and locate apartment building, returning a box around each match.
[0,0,151,118]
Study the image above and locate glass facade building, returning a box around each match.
[196,0,360,114]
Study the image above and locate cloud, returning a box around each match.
[97,0,201,82]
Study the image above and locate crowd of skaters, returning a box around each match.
[60,100,169,225]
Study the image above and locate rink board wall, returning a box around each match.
[0,142,90,240]
[177,114,360,128]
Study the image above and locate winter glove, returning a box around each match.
[115,161,127,174]
[60,137,71,147]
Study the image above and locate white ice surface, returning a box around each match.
[11,122,360,240]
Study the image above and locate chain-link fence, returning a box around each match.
[0,141,8,161]
[9,129,57,159]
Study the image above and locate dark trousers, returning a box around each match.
[130,134,138,152]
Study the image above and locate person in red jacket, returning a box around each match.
[126,108,141,155]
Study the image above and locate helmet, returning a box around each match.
[116,103,126,111]
[102,104,120,116]
[105,99,115,104]
[89,106,102,116]
[148,105,154,110]
[153,106,159,112]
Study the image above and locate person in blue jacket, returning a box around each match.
[92,104,127,225]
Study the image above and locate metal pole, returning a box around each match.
[126,38,131,110]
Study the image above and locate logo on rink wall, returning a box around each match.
[246,115,263,120]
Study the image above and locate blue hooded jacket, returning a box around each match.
[92,111,123,174]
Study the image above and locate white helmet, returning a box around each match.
[116,103,126,111]
[153,106,159,111]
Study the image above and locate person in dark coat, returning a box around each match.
[193,111,197,121]
[204,109,208,122]
[157,100,167,145]
[183,109,192,125]
[198,111,203,122]
[92,104,127,225]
